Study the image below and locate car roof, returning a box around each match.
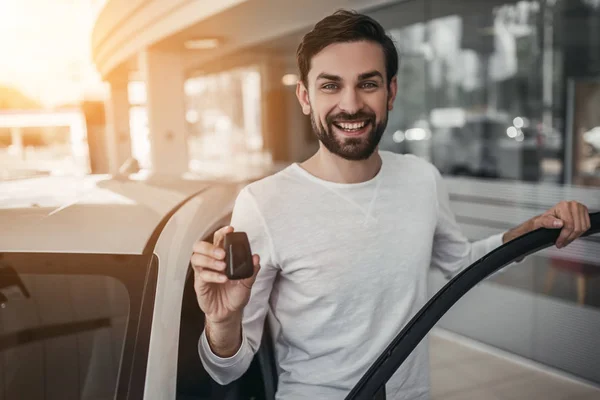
[0,174,234,255]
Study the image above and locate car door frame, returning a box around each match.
[141,183,245,400]
[346,211,600,400]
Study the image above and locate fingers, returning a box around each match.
[214,225,234,247]
[197,269,228,284]
[192,249,261,288]
[575,202,587,235]
[191,226,234,286]
[192,240,226,260]
[566,202,582,245]
[239,254,261,288]
[192,225,233,262]
[584,210,591,232]
[553,201,589,248]
[579,202,591,232]
[536,214,563,230]
[191,251,228,288]
[554,204,573,248]
[191,253,226,272]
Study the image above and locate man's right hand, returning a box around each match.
[191,225,261,325]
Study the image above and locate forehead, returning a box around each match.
[308,40,386,82]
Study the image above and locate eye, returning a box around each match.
[321,83,339,91]
[361,81,379,90]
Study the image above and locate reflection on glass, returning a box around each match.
[0,270,129,400]
[381,1,571,183]
[185,66,267,169]
[570,81,600,186]
[0,112,90,180]
[375,0,600,388]
[380,23,428,158]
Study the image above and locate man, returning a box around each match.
[191,10,590,399]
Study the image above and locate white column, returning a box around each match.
[104,74,132,174]
[140,47,189,175]
[10,127,24,160]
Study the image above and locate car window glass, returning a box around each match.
[0,271,129,400]
[0,253,149,400]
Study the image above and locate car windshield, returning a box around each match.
[0,252,151,400]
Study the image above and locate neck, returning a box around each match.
[300,145,382,184]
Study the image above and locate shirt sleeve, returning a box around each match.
[430,167,505,279]
[198,186,279,385]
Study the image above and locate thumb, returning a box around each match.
[214,225,234,247]
[537,214,564,229]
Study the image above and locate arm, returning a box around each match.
[430,167,505,279]
[430,167,590,279]
[198,187,279,385]
[501,201,590,248]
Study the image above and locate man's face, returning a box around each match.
[296,40,397,160]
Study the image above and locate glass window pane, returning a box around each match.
[426,0,548,182]
[0,253,147,400]
[371,1,600,397]
[185,66,268,169]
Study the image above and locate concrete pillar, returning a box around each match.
[261,57,289,163]
[140,48,189,175]
[104,71,132,174]
[281,55,318,163]
[10,127,24,160]
[82,101,110,174]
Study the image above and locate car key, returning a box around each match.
[224,232,254,280]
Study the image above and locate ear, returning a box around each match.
[296,80,311,115]
[387,76,398,111]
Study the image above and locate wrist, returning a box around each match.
[204,313,243,358]
[205,310,243,326]
[503,219,535,244]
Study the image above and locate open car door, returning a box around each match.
[345,211,600,400]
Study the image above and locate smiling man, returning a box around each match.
[192,10,590,400]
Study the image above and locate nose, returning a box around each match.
[338,87,363,115]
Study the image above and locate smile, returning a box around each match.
[333,120,368,132]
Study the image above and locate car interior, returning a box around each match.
[176,263,278,400]
[176,226,278,400]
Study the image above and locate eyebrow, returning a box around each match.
[358,71,384,81]
[315,70,384,82]
[316,73,342,82]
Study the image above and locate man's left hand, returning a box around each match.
[503,201,590,248]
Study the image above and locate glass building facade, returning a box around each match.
[372,0,600,187]
[371,0,600,384]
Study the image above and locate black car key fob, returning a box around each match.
[224,232,254,280]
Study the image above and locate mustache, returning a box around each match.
[326,111,375,124]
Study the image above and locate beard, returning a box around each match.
[310,108,388,161]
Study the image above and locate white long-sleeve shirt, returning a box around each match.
[198,151,504,399]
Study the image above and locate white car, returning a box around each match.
[0,172,276,400]
[2,173,598,400]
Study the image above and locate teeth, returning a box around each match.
[337,121,366,130]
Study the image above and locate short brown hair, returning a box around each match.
[296,9,399,88]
